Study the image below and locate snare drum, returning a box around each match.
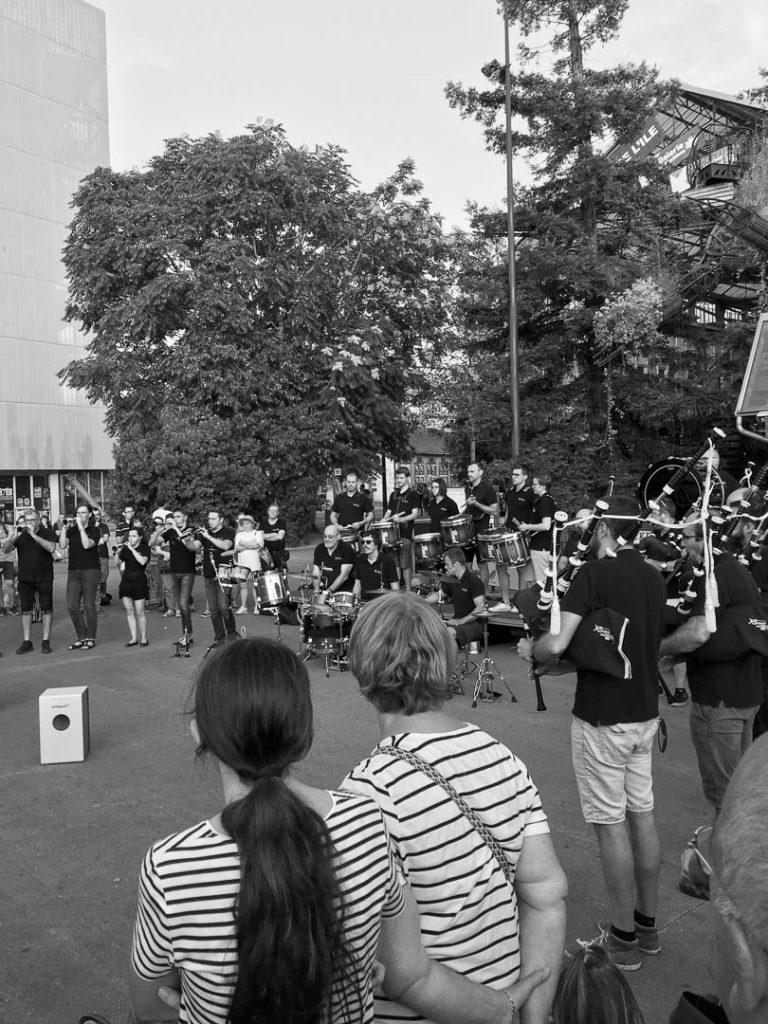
[216,564,235,587]
[495,531,530,567]
[369,521,401,550]
[329,591,360,620]
[255,570,289,607]
[339,526,360,552]
[440,514,475,549]
[413,533,443,567]
[477,528,506,562]
[228,564,252,585]
[311,592,335,630]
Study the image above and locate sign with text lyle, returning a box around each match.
[736,314,768,416]
[612,115,665,164]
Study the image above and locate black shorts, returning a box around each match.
[18,579,53,614]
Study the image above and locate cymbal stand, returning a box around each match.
[472,616,517,708]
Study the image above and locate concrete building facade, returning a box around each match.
[0,0,112,523]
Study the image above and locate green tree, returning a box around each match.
[61,124,451,530]
[442,0,747,505]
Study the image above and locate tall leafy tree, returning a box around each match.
[61,124,451,529]
[443,0,747,504]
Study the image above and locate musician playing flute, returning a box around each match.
[659,517,763,817]
[518,495,666,972]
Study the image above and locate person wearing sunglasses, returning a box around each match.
[353,531,399,603]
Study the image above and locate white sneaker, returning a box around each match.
[490,602,512,613]
[236,606,247,615]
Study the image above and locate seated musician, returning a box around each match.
[426,477,459,532]
[312,525,355,601]
[353,532,400,603]
[426,546,485,646]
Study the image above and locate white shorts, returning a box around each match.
[571,716,659,825]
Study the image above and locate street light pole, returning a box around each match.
[503,3,521,457]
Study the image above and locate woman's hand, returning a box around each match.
[501,966,551,1023]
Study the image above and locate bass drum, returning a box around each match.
[637,458,725,521]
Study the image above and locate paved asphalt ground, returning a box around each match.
[1,545,714,1024]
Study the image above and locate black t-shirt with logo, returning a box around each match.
[355,552,399,597]
[201,527,235,578]
[562,548,665,727]
[15,526,58,582]
[313,541,356,589]
[387,487,420,540]
[332,492,374,528]
[162,528,197,574]
[529,494,557,552]
[65,524,102,570]
[427,496,460,533]
[504,486,535,529]
[467,480,497,534]
[446,569,485,619]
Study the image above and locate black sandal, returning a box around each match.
[83,639,96,650]
[68,640,86,650]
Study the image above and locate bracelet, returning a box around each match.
[503,990,517,1024]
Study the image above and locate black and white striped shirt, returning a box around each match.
[131,791,405,1024]
[342,723,549,1023]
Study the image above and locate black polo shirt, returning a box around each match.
[562,548,665,726]
[200,527,235,578]
[15,527,57,582]
[355,552,398,597]
[467,480,497,534]
[387,487,420,540]
[688,553,762,708]
[427,496,459,532]
[445,568,485,619]
[504,486,534,529]
[313,541,356,589]
[332,491,374,528]
[162,529,197,574]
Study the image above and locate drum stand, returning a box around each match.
[262,605,283,643]
[328,613,351,676]
[471,616,517,708]
[172,636,191,659]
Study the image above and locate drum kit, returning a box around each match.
[301,588,361,677]
[216,561,292,641]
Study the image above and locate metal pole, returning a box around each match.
[503,4,521,457]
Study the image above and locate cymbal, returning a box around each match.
[363,588,391,596]
[286,573,313,581]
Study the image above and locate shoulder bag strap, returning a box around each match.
[383,744,513,884]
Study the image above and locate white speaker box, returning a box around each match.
[39,686,90,764]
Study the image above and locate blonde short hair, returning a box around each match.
[348,592,456,714]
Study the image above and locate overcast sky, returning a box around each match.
[92,0,767,230]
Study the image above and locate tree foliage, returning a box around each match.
[441,0,754,507]
[61,123,451,530]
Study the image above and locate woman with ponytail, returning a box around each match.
[128,637,548,1024]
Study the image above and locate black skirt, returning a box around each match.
[119,573,149,601]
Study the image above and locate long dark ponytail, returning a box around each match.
[192,638,360,1024]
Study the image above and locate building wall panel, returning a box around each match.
[0,402,112,468]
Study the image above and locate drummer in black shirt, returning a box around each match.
[490,463,535,613]
[426,546,485,647]
[465,461,499,592]
[312,525,356,600]
[383,466,420,590]
[426,478,459,532]
[353,532,400,603]
[330,471,374,531]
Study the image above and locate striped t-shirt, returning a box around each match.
[342,723,550,1023]
[131,790,405,1024]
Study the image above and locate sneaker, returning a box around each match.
[489,602,512,613]
[176,635,194,646]
[16,640,34,655]
[597,917,659,956]
[235,606,248,615]
[41,639,52,654]
[162,610,175,618]
[175,610,181,617]
[200,610,210,618]
[670,688,689,707]
[566,923,641,972]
